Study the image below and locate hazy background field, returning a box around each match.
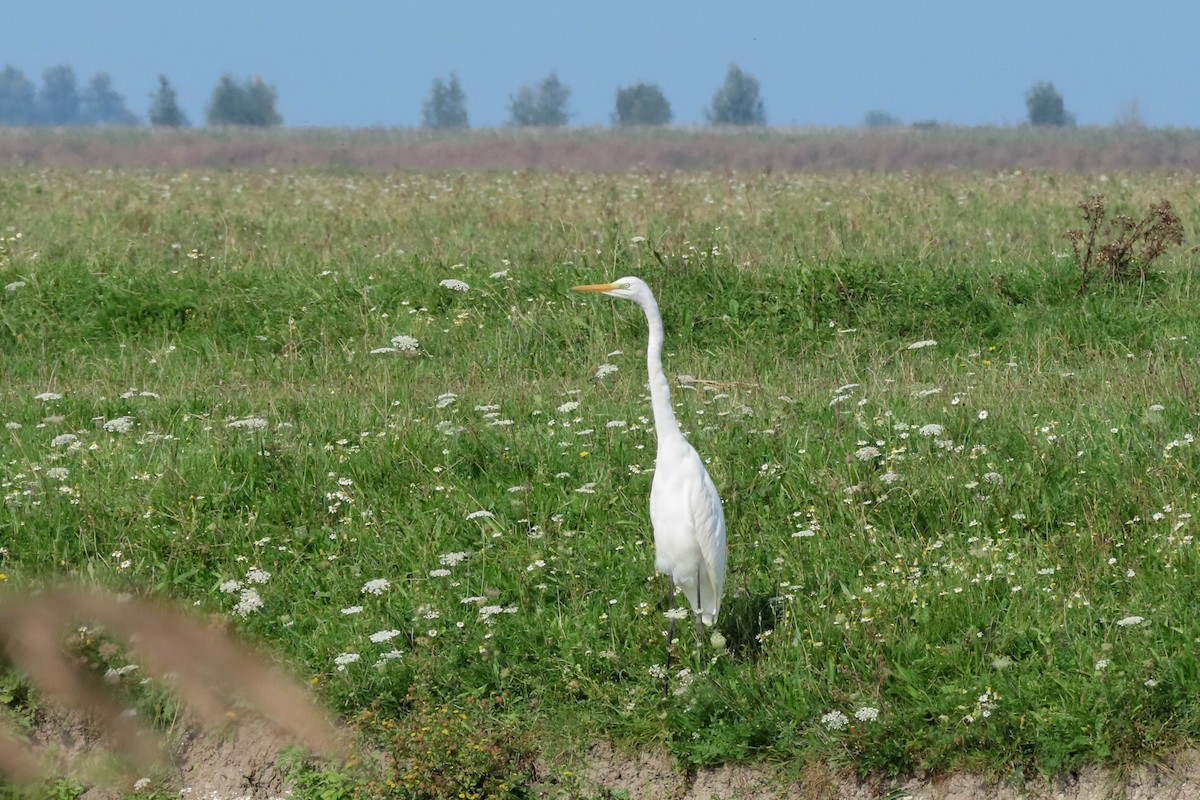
[4,127,1200,171]
[1,136,1199,795]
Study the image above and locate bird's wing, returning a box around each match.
[688,455,727,601]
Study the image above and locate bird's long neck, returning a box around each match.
[640,294,683,447]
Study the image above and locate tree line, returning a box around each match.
[0,62,1090,130]
[428,65,767,128]
[0,65,279,127]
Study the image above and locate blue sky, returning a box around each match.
[8,1,1200,128]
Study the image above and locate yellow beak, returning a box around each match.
[572,282,618,293]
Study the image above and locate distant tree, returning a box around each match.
[613,82,672,126]
[0,65,36,125]
[508,73,570,127]
[38,64,81,125]
[206,75,281,127]
[1025,81,1074,127]
[80,73,139,125]
[863,110,901,128]
[421,73,469,129]
[149,75,189,127]
[242,77,281,126]
[706,64,765,126]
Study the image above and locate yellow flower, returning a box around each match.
[579,451,590,457]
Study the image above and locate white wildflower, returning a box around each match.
[34,392,63,401]
[906,339,937,350]
[390,334,420,351]
[45,467,70,480]
[821,710,849,731]
[245,567,271,584]
[361,578,391,595]
[228,416,268,431]
[375,650,404,666]
[439,551,470,566]
[428,568,451,578]
[855,446,881,461]
[104,416,134,433]
[105,664,140,680]
[854,707,880,722]
[595,364,619,379]
[50,433,79,448]
[439,278,469,292]
[1116,615,1144,627]
[233,588,263,616]
[334,652,360,670]
[977,410,989,420]
[478,604,518,623]
[340,605,364,615]
[672,667,695,696]
[919,423,944,436]
[557,400,580,414]
[369,629,401,643]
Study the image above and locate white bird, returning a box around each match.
[573,276,727,629]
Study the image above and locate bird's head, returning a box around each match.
[571,276,653,305]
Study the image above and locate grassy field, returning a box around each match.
[2,165,1200,795]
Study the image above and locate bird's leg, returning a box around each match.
[695,566,705,669]
[663,577,675,698]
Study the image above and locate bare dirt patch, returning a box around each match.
[26,704,301,800]
[583,741,1200,800]
[20,711,1200,800]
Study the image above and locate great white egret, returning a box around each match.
[573,277,727,634]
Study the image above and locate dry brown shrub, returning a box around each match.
[1065,194,1185,291]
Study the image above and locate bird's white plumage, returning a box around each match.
[573,276,727,626]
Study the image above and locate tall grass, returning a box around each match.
[1,167,1199,792]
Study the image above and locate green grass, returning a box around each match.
[1,167,1199,793]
